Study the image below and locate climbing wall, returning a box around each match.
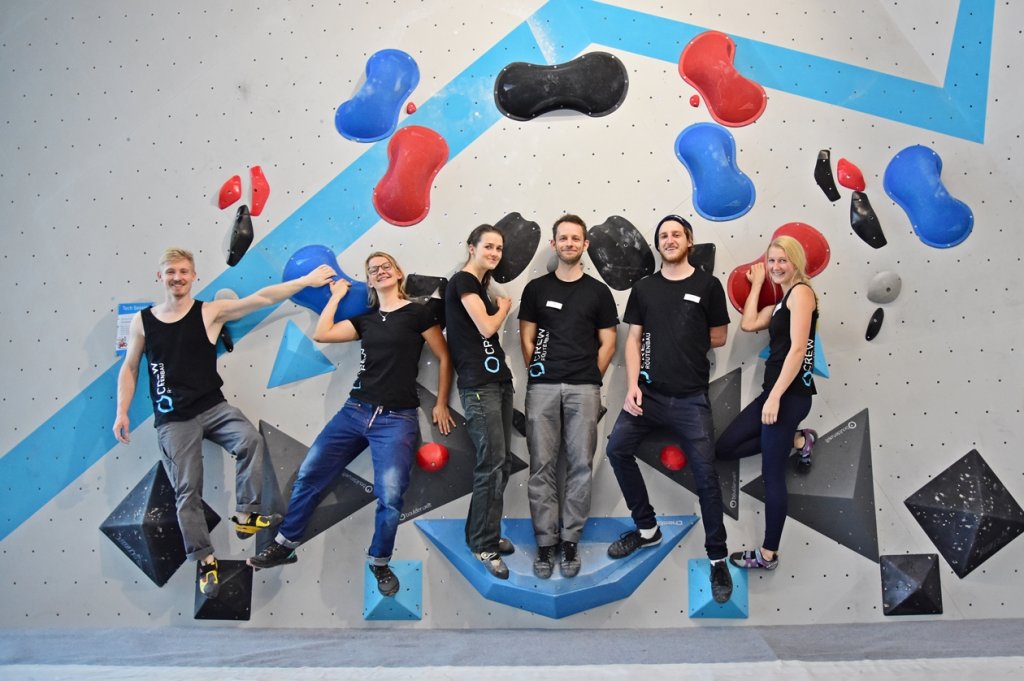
[1,0,1022,629]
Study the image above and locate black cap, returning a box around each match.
[654,214,693,252]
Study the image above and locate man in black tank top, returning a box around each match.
[113,248,333,598]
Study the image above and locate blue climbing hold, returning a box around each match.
[283,244,370,322]
[883,145,974,249]
[675,123,755,221]
[267,320,336,389]
[335,49,419,143]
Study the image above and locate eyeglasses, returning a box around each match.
[367,261,394,276]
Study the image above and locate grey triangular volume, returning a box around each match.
[634,368,742,520]
[257,420,376,550]
[742,409,879,562]
[904,449,1024,578]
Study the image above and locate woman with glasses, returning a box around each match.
[248,252,455,597]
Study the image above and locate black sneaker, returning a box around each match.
[369,564,400,597]
[560,541,581,578]
[475,551,509,579]
[607,527,662,559]
[247,541,297,569]
[533,544,556,579]
[497,537,516,555]
[710,559,733,604]
[232,512,284,539]
[198,558,220,599]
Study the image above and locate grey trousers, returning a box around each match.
[525,383,601,545]
[156,401,264,561]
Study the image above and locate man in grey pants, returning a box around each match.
[113,247,334,598]
[518,215,618,578]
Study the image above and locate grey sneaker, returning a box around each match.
[710,559,733,603]
[369,563,400,597]
[607,527,662,558]
[475,551,509,579]
[560,541,581,578]
[533,544,556,579]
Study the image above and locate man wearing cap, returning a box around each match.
[604,215,734,604]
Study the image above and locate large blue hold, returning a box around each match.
[335,49,419,143]
[884,145,974,248]
[675,123,755,221]
[282,244,370,322]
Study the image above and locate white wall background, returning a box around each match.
[1,0,1021,630]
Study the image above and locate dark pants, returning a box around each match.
[460,382,514,554]
[715,389,812,552]
[606,388,728,560]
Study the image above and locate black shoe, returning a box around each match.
[247,541,297,569]
[533,544,556,579]
[198,558,220,599]
[369,564,400,597]
[607,528,662,558]
[497,537,516,555]
[232,512,284,539]
[475,551,509,579]
[710,559,733,604]
[560,541,581,578]
[795,428,817,474]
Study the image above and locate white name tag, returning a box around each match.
[683,293,701,303]
[545,300,563,310]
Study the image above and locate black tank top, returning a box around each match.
[763,283,818,396]
[141,301,225,426]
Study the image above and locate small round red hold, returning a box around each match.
[416,442,449,472]
[689,94,701,108]
[660,445,687,471]
[406,101,417,115]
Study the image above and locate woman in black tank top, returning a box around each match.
[715,236,820,571]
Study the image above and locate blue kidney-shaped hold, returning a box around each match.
[283,244,370,322]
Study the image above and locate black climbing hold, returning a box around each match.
[494,52,629,121]
[880,554,943,616]
[193,559,253,621]
[904,449,1024,578]
[814,149,841,202]
[218,325,234,353]
[492,212,540,284]
[406,274,448,328]
[227,204,253,266]
[851,191,887,248]
[100,462,221,587]
[512,408,526,438]
[587,216,655,291]
[688,243,717,274]
[866,307,884,341]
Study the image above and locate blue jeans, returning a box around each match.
[460,382,514,553]
[715,389,812,551]
[606,388,728,560]
[276,398,418,563]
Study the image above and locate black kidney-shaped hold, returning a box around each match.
[587,216,655,291]
[851,191,888,249]
[227,204,254,266]
[866,307,884,341]
[814,149,841,202]
[492,212,541,284]
[494,51,629,121]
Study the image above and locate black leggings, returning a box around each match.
[715,389,811,551]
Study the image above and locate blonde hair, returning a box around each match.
[159,248,194,268]
[364,251,408,307]
[767,236,818,308]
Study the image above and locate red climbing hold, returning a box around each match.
[373,125,449,227]
[689,94,700,108]
[218,175,241,210]
[679,31,767,127]
[726,222,831,313]
[250,165,270,217]
[660,445,687,471]
[406,102,417,115]
[837,158,866,191]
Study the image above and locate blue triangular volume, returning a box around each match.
[363,560,423,620]
[416,515,698,619]
[267,320,336,388]
[688,558,748,619]
[757,329,829,378]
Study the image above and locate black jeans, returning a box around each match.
[460,381,514,553]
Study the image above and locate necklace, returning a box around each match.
[379,309,390,322]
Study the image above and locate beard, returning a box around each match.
[659,245,689,265]
[557,249,584,266]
